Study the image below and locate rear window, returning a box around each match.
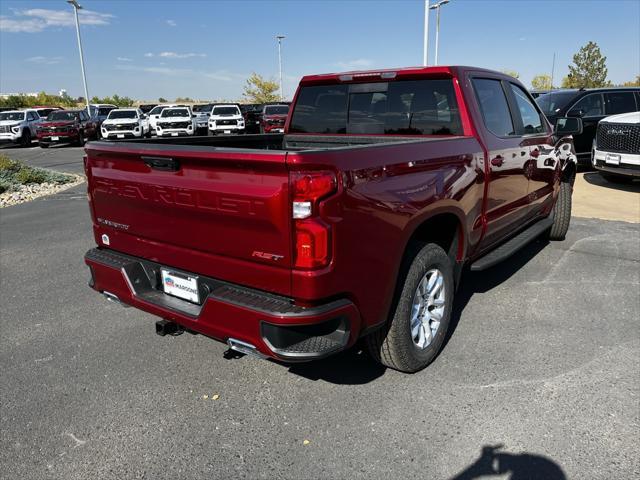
[289,79,463,135]
[192,104,213,113]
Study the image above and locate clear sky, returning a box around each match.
[1,0,638,102]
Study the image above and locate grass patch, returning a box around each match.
[0,154,75,194]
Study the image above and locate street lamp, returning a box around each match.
[66,0,90,115]
[423,1,430,66]
[276,35,286,101]
[429,0,450,66]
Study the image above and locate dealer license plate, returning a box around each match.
[117,134,124,139]
[224,130,231,134]
[171,132,178,137]
[51,136,59,141]
[605,154,621,165]
[161,269,200,304]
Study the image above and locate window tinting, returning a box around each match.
[108,110,138,119]
[509,83,544,134]
[535,91,576,116]
[289,79,462,135]
[605,91,637,115]
[472,78,515,137]
[569,94,603,117]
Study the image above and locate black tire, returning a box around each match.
[39,142,49,149]
[600,172,634,184]
[76,131,85,147]
[20,129,32,147]
[366,243,454,373]
[548,180,572,240]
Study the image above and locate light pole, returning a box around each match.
[67,0,90,115]
[429,0,450,66]
[276,35,286,101]
[423,1,430,66]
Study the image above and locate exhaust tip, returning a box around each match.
[226,338,266,359]
[103,291,129,307]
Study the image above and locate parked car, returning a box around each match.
[83,65,581,373]
[240,103,264,133]
[536,87,640,165]
[592,111,640,182]
[260,104,289,133]
[147,104,179,135]
[192,104,213,133]
[0,109,42,146]
[155,106,195,137]
[208,104,245,135]
[138,104,157,115]
[37,109,96,147]
[89,104,117,138]
[101,108,150,140]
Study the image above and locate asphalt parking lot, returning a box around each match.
[1,145,639,479]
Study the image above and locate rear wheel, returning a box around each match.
[547,180,572,240]
[366,243,454,373]
[20,129,32,147]
[76,130,85,147]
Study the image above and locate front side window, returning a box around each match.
[289,79,463,135]
[509,83,544,134]
[569,94,603,117]
[472,78,515,137]
[605,91,637,115]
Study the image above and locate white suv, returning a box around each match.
[101,108,150,139]
[208,104,245,135]
[155,107,195,137]
[0,109,42,146]
[147,104,179,135]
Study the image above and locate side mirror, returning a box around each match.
[554,117,583,136]
[567,109,584,118]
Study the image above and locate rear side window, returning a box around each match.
[289,79,463,135]
[509,83,545,134]
[605,91,637,115]
[472,78,515,137]
[569,94,603,117]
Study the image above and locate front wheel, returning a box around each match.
[366,243,454,373]
[76,131,85,147]
[20,129,32,147]
[547,180,572,240]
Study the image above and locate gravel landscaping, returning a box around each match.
[0,155,84,208]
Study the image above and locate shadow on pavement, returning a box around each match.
[288,237,550,385]
[583,171,640,192]
[450,444,566,480]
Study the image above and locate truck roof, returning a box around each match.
[299,65,508,85]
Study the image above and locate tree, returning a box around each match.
[242,73,280,103]
[501,69,520,79]
[564,41,609,88]
[620,75,640,87]
[158,97,168,103]
[90,94,134,107]
[531,74,552,90]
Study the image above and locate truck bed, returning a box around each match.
[101,132,461,152]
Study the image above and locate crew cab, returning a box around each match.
[0,109,42,146]
[147,104,180,134]
[101,108,150,139]
[37,109,96,147]
[208,104,245,135]
[592,111,640,181]
[155,106,195,137]
[83,66,582,373]
[260,104,289,133]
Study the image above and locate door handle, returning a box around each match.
[142,156,180,171]
[491,156,504,167]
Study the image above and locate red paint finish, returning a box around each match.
[84,66,573,360]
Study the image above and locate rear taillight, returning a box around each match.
[290,171,337,269]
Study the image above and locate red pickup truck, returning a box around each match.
[84,66,582,372]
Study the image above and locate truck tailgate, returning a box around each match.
[85,142,292,295]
